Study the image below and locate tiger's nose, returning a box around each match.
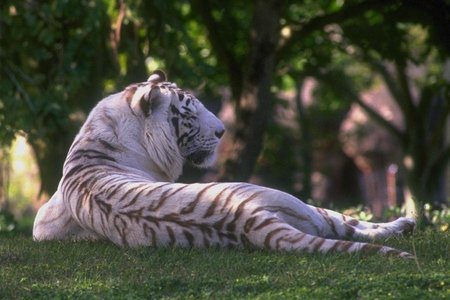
[215,128,225,139]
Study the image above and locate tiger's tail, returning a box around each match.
[246,223,414,259]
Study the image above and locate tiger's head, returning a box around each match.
[125,70,224,178]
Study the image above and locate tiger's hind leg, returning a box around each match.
[258,191,415,242]
[245,218,414,259]
[33,191,100,241]
[310,206,416,241]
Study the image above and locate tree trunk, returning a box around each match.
[29,131,74,198]
[405,149,449,227]
[219,0,282,181]
[294,79,312,199]
[361,168,389,219]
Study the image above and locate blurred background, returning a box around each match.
[0,0,449,234]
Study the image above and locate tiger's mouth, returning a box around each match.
[186,150,212,166]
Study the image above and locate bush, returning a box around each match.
[0,208,17,233]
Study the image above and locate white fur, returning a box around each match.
[32,79,415,259]
[33,81,224,241]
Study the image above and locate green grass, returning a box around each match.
[1,230,449,299]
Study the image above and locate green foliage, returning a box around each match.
[257,122,298,190]
[0,209,17,233]
[0,0,114,146]
[121,0,233,92]
[1,0,448,210]
[0,230,448,298]
[0,0,119,194]
[0,0,230,147]
[423,204,450,232]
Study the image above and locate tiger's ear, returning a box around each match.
[147,70,167,84]
[131,86,167,118]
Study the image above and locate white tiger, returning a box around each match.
[33,70,416,258]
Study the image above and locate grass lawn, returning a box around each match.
[0,229,448,299]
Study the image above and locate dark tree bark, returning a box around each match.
[29,131,74,197]
[294,79,312,199]
[218,0,282,181]
[190,0,243,98]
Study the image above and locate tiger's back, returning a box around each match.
[33,71,416,259]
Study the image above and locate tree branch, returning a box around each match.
[110,0,126,67]
[394,59,417,127]
[361,58,415,135]
[278,0,398,59]
[369,61,404,109]
[314,70,407,146]
[190,0,243,99]
[3,63,36,115]
[352,92,406,146]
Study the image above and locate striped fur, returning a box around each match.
[33,71,416,259]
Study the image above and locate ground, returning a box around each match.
[0,230,448,299]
